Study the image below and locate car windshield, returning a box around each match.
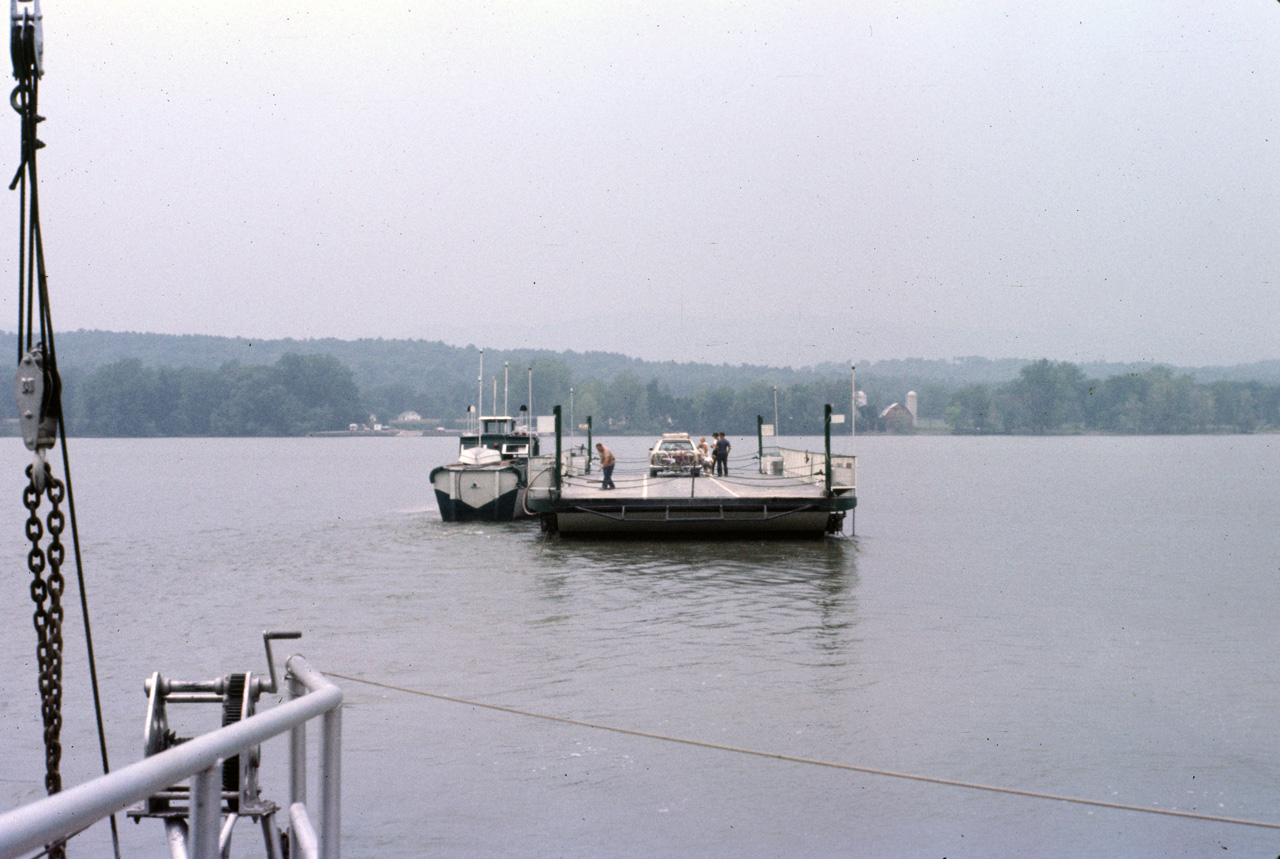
[659,441,693,451]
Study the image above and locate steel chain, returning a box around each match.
[24,459,66,859]
[14,14,73,857]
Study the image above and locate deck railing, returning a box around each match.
[531,448,855,499]
[0,655,343,859]
[762,446,857,493]
[526,449,586,488]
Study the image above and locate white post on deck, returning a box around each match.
[477,350,484,432]
[190,765,221,859]
[320,707,342,859]
[290,673,306,807]
[851,363,856,455]
[773,386,779,438]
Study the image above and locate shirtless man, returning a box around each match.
[596,443,617,489]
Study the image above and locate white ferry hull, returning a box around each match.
[430,463,529,521]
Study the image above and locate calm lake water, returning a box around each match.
[1,434,1277,857]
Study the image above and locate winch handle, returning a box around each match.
[261,630,302,694]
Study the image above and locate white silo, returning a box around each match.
[906,391,917,427]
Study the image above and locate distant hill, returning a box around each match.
[1182,360,1280,384]
[816,356,1280,386]
[4,330,1277,435]
[5,329,1278,397]
[5,330,834,394]
[3,330,917,397]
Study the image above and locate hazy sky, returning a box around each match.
[7,1,1279,367]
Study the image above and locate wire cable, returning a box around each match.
[327,671,1280,833]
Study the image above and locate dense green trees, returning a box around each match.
[66,354,361,436]
[943,363,1276,435]
[10,330,1280,436]
[58,354,858,437]
[945,384,996,433]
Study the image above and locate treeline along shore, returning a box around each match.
[3,332,1278,437]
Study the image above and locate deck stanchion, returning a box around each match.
[823,405,833,496]
[190,765,221,859]
[553,406,562,493]
[851,363,856,455]
[320,707,341,859]
[290,674,306,807]
[585,417,593,474]
[850,364,856,536]
[757,415,764,469]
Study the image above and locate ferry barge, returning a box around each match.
[525,406,856,537]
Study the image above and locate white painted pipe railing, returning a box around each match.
[772,447,857,492]
[0,655,342,859]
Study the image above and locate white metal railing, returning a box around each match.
[765,446,857,492]
[564,448,590,475]
[0,655,342,859]
[829,455,856,491]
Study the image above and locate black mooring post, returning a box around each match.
[824,404,833,495]
[586,416,593,474]
[554,405,562,492]
[757,415,764,467]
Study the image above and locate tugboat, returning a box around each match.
[430,411,540,521]
[430,354,541,521]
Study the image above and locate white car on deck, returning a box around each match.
[648,432,706,477]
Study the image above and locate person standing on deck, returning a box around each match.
[714,433,731,476]
[596,443,617,489]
